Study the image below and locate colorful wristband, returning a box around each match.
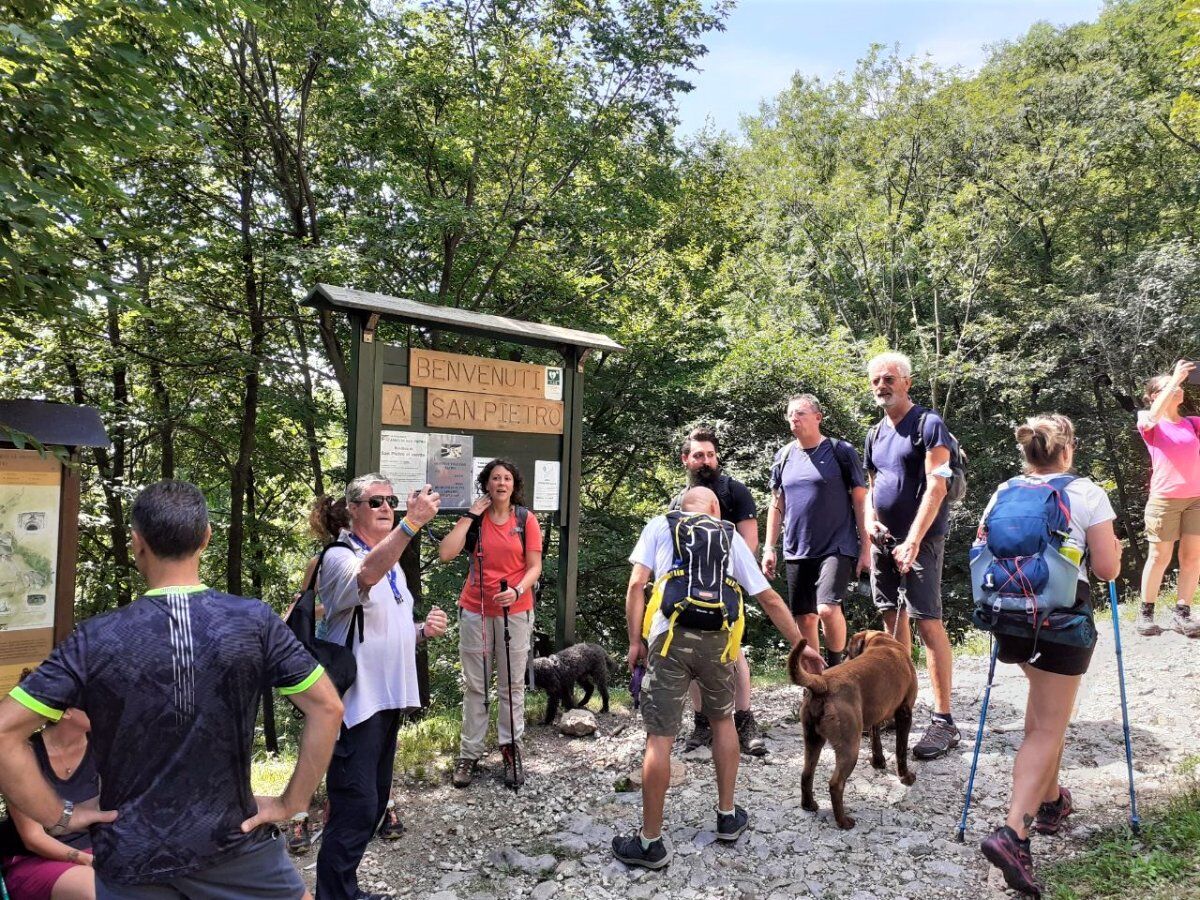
[399,517,418,537]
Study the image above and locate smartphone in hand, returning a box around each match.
[1187,366,1200,386]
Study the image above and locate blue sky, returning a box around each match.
[676,0,1106,135]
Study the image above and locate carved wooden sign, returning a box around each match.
[426,389,564,435]
[409,349,550,400]
[381,385,412,425]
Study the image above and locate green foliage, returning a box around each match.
[1044,779,1200,898]
[6,0,1200,741]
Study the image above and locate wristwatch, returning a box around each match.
[47,799,73,836]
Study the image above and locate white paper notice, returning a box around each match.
[544,367,563,401]
[379,431,429,507]
[533,460,560,511]
[472,457,490,497]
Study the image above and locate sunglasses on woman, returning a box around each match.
[354,495,400,509]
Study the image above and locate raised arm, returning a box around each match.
[438,495,492,562]
[357,487,440,590]
[1144,360,1194,426]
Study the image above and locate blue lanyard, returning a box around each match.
[347,533,404,604]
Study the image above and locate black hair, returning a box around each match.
[681,425,720,457]
[477,458,526,506]
[130,480,209,560]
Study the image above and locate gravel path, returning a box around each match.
[302,617,1199,899]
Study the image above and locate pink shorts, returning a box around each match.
[1,850,89,900]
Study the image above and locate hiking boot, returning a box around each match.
[684,712,713,752]
[452,758,477,789]
[611,831,673,869]
[501,743,525,787]
[734,710,768,756]
[1033,787,1073,836]
[1136,612,1163,636]
[981,825,1042,897]
[1171,608,1200,638]
[912,718,960,760]
[285,813,312,856]
[716,805,750,841]
[376,800,404,840]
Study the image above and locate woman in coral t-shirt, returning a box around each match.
[438,458,543,789]
[1137,360,1200,638]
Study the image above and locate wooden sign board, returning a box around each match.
[426,389,564,434]
[381,385,412,425]
[0,449,62,697]
[410,348,560,401]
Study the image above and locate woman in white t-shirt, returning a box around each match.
[976,415,1122,898]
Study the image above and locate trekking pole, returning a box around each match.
[501,579,522,793]
[1108,580,1141,834]
[956,639,1000,842]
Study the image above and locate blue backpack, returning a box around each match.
[969,475,1082,622]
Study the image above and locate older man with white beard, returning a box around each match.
[863,351,961,760]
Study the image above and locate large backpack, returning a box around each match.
[865,408,968,504]
[641,511,746,663]
[285,541,364,696]
[969,475,1082,633]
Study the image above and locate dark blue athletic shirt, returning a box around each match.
[866,405,953,539]
[771,438,866,559]
[10,587,320,885]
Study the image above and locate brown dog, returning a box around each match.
[787,630,918,829]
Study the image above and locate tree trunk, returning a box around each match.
[290,300,324,496]
[227,122,264,597]
[1092,374,1144,574]
[137,253,175,479]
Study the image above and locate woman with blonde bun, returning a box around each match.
[1137,360,1200,638]
[977,415,1122,898]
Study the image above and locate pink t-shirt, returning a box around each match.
[1138,412,1200,498]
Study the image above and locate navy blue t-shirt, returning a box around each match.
[770,438,866,559]
[10,586,321,885]
[866,405,953,539]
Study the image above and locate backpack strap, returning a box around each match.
[713,474,736,519]
[768,443,794,493]
[864,423,881,474]
[831,439,856,491]
[315,541,364,648]
[515,505,529,556]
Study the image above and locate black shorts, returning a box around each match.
[996,634,1095,676]
[871,534,945,620]
[785,555,855,616]
[996,583,1097,677]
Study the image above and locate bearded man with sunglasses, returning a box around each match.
[315,474,448,900]
[863,352,960,761]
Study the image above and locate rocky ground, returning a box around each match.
[298,617,1199,899]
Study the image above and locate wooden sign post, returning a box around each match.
[304,285,622,649]
[0,401,109,696]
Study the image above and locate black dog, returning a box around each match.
[529,643,610,725]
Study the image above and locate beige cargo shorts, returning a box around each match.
[640,626,736,737]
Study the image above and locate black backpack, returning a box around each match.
[285,541,364,696]
[865,408,967,504]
